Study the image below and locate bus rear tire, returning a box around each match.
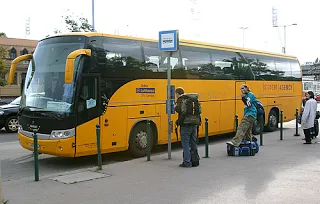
[129,122,154,158]
[252,119,260,135]
[266,109,278,132]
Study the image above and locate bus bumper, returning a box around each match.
[18,132,75,157]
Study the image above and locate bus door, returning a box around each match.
[235,81,246,123]
[75,74,101,157]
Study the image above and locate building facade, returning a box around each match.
[0,36,38,100]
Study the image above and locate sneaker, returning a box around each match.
[303,142,312,144]
[226,141,235,146]
[179,163,192,168]
[252,136,258,142]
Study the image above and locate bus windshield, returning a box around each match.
[21,36,86,114]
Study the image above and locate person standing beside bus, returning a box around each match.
[301,91,317,144]
[227,84,257,147]
[174,87,200,168]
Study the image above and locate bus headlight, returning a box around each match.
[18,125,22,132]
[51,128,75,139]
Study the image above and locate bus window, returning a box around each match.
[210,49,238,80]
[290,60,302,80]
[274,58,291,80]
[78,76,100,124]
[241,53,277,81]
[179,46,211,79]
[142,41,183,78]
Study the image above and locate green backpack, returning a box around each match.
[180,93,202,125]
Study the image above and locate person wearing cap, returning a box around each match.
[301,91,317,144]
[227,84,257,147]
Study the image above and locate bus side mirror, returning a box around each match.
[9,54,32,84]
[65,49,91,84]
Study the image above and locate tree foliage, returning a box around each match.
[47,10,93,37]
[0,32,6,37]
[0,46,9,86]
[64,14,92,32]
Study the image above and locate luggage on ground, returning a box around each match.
[227,140,259,156]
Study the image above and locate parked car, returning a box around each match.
[0,99,7,105]
[0,97,20,133]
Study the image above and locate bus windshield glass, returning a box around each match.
[21,36,86,114]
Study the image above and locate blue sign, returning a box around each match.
[136,88,155,94]
[166,99,175,114]
[158,30,179,52]
[170,85,175,100]
[166,85,175,114]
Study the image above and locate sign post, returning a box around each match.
[159,30,179,160]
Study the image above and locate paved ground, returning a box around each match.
[3,124,320,204]
[0,129,18,144]
[0,120,298,183]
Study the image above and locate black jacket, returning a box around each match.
[175,95,184,125]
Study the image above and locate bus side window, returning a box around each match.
[78,76,100,124]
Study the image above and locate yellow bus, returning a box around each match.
[8,32,302,158]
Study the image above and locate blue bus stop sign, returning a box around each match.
[158,30,179,52]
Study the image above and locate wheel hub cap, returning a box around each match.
[135,131,147,149]
[8,119,18,131]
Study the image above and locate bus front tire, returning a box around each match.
[129,122,154,158]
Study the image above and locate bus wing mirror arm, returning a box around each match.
[8,54,33,84]
[64,49,91,84]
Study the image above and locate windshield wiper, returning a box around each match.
[39,112,62,120]
[18,106,44,116]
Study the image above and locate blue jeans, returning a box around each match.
[180,125,198,166]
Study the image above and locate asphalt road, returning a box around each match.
[0,128,236,183]
[4,126,320,204]
[0,129,18,143]
[0,119,307,184]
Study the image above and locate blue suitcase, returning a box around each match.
[227,140,259,156]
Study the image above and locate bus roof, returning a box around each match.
[43,32,298,60]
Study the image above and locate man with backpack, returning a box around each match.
[174,87,201,168]
[227,84,261,147]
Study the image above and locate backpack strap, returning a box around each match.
[175,122,181,146]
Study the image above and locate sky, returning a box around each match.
[1,0,319,63]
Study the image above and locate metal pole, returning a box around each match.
[283,25,286,54]
[204,118,209,158]
[146,120,151,161]
[259,115,264,146]
[240,27,247,48]
[280,110,283,140]
[294,108,300,136]
[92,0,95,32]
[96,124,102,170]
[242,29,244,48]
[33,129,39,181]
[167,52,172,160]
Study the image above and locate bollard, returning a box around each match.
[146,120,151,161]
[0,161,2,202]
[33,129,39,181]
[204,118,209,158]
[294,108,300,136]
[235,114,239,131]
[280,110,283,140]
[96,124,102,170]
[259,115,264,146]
